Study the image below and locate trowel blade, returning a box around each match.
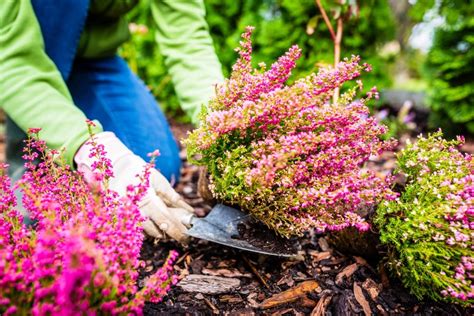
[186,204,297,258]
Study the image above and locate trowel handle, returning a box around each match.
[169,207,195,227]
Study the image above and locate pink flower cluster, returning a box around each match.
[186,27,396,237]
[443,175,474,301]
[443,256,474,301]
[0,130,177,315]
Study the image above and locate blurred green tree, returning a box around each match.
[423,0,474,134]
[122,0,397,122]
[205,0,396,87]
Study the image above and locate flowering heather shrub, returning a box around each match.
[185,27,396,237]
[374,131,473,306]
[0,129,178,315]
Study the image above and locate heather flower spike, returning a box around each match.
[185,27,396,237]
[0,131,178,314]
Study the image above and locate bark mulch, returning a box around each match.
[140,122,473,315]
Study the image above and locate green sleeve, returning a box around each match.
[151,0,224,124]
[77,0,138,58]
[0,0,103,167]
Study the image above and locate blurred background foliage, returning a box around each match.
[121,0,473,136]
[423,0,474,134]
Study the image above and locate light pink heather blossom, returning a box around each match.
[185,27,397,237]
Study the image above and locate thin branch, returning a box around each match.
[334,15,344,67]
[332,16,344,104]
[315,0,336,41]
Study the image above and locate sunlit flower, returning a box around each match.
[185,27,396,237]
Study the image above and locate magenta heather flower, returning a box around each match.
[185,27,396,237]
[0,132,177,314]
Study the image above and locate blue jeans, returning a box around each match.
[67,56,181,182]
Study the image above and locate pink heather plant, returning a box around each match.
[0,129,178,315]
[185,27,396,237]
[375,131,473,306]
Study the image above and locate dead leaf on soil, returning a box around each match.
[310,294,333,316]
[175,266,189,279]
[362,278,382,301]
[354,282,372,316]
[309,251,332,262]
[202,267,252,278]
[235,311,256,316]
[258,280,320,309]
[335,263,358,285]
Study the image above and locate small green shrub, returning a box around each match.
[185,28,396,238]
[375,131,473,306]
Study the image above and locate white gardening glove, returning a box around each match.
[74,132,194,243]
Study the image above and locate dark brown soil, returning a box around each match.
[235,220,299,255]
[326,228,382,262]
[141,234,472,315]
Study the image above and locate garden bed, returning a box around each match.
[0,120,472,314]
[138,121,473,315]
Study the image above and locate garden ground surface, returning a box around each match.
[0,113,473,315]
[139,121,473,315]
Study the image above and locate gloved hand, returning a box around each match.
[74,132,194,243]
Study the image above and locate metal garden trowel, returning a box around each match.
[185,204,297,258]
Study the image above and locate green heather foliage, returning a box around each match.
[424,1,474,134]
[375,131,474,306]
[185,28,396,238]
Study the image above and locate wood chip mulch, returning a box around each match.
[140,122,473,315]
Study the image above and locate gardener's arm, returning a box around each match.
[0,0,102,166]
[151,0,224,124]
